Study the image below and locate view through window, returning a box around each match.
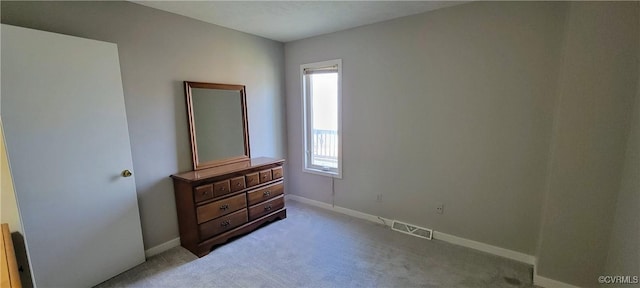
[302,59,342,177]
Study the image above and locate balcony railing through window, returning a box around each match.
[311,129,338,168]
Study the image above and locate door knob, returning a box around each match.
[121,169,133,177]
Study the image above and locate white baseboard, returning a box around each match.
[285,194,334,211]
[533,274,581,288]
[286,194,534,265]
[532,261,582,288]
[141,195,577,288]
[144,237,180,258]
[285,194,585,288]
[285,194,392,225]
[431,231,535,265]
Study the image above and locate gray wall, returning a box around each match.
[0,1,286,249]
[535,2,639,287]
[604,73,640,286]
[603,6,640,283]
[285,1,567,255]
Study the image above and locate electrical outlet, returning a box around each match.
[376,194,383,202]
[436,203,444,214]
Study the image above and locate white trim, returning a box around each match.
[286,193,334,210]
[303,167,342,179]
[285,194,534,265]
[532,260,582,288]
[533,274,582,288]
[286,194,584,288]
[144,237,180,258]
[431,231,535,265]
[286,194,388,224]
[300,59,343,179]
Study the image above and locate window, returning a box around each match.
[301,59,342,178]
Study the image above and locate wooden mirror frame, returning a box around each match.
[185,81,250,170]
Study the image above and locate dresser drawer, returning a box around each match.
[259,169,272,183]
[230,176,246,192]
[199,209,248,240]
[249,195,285,221]
[213,179,231,197]
[194,184,214,203]
[272,166,283,179]
[245,172,260,188]
[196,193,247,224]
[247,181,284,206]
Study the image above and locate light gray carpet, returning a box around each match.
[96,200,535,288]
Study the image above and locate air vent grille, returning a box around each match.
[391,220,433,240]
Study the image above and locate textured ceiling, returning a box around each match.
[133,1,465,43]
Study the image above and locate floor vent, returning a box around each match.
[391,220,433,240]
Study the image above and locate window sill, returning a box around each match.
[303,167,342,179]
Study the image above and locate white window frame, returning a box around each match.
[301,59,343,178]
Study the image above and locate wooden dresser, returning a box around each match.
[171,157,286,257]
[1,224,21,288]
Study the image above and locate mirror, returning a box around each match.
[185,82,250,170]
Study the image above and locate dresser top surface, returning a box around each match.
[171,157,285,182]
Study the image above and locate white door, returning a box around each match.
[1,24,145,287]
